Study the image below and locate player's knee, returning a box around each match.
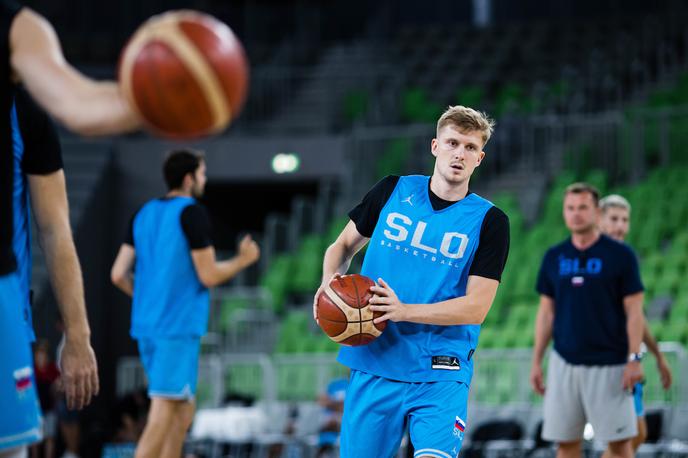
[633,427,647,450]
[148,398,180,425]
[607,439,633,458]
[557,440,582,457]
[177,401,196,430]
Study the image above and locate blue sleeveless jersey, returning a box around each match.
[337,175,493,384]
[10,102,34,342]
[131,197,209,338]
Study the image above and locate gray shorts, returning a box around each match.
[542,350,637,443]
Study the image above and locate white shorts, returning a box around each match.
[542,350,636,443]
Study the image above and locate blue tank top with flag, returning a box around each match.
[10,102,34,342]
[337,175,493,384]
[131,196,209,338]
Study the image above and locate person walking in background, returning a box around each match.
[599,194,673,452]
[111,149,260,458]
[530,183,644,458]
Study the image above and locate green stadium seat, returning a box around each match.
[226,364,263,400]
[342,89,369,123]
[219,296,251,333]
[376,138,413,179]
[326,216,349,245]
[661,322,686,343]
[455,86,484,109]
[260,254,293,312]
[290,234,325,294]
[582,169,608,194]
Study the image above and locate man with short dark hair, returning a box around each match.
[111,149,260,458]
[530,183,644,458]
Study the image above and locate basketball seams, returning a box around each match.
[319,274,385,345]
[324,284,360,322]
[119,11,231,134]
[352,277,364,341]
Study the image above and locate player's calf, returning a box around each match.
[135,398,182,458]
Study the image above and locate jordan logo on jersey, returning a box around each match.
[381,212,469,263]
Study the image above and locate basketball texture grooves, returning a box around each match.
[316,274,387,347]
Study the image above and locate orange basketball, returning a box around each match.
[316,274,387,346]
[119,10,248,139]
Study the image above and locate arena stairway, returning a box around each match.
[261,42,387,133]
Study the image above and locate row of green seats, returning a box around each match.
[260,217,349,309]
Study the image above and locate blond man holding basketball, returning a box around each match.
[314,106,510,458]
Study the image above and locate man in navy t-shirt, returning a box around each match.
[530,183,644,458]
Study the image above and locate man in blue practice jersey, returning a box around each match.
[2,1,141,455]
[530,184,645,458]
[598,194,672,454]
[314,106,510,458]
[111,149,260,458]
[1,87,99,457]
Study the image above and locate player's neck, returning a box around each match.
[166,189,192,198]
[429,175,469,202]
[571,229,600,251]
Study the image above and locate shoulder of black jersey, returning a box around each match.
[485,205,509,223]
[378,175,401,188]
[15,86,51,125]
[183,201,209,215]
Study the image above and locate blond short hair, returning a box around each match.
[436,105,496,146]
[600,194,631,213]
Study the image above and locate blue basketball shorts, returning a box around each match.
[341,370,469,458]
[137,336,200,400]
[0,273,42,451]
[633,382,644,417]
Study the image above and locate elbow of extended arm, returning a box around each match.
[465,299,490,325]
[59,113,104,137]
[197,269,217,289]
[110,269,126,289]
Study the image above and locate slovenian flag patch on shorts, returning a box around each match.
[14,366,33,392]
[455,416,466,432]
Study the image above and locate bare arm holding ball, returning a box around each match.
[368,275,499,326]
[10,8,140,135]
[313,221,369,320]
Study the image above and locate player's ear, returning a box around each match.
[183,171,194,188]
[431,138,438,157]
[475,151,486,166]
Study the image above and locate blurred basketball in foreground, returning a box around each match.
[119,10,248,139]
[316,274,387,346]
